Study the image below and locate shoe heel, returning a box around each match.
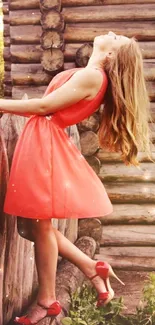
[109,266,125,286]
[46,301,62,316]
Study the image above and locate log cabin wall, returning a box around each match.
[1,0,155,324]
[1,1,77,324]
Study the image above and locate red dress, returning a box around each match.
[4,68,113,219]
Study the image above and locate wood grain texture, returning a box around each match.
[62,4,155,23]
[95,246,155,270]
[101,225,155,246]
[99,162,155,183]
[100,204,155,225]
[64,22,155,41]
[104,182,155,203]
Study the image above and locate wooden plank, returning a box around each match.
[99,162,155,183]
[100,204,155,225]
[95,246,155,271]
[101,225,155,246]
[62,4,155,23]
[64,22,155,42]
[104,182,155,203]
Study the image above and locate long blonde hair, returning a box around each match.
[98,38,154,167]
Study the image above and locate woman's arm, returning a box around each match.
[0,69,102,116]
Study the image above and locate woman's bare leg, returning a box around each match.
[52,226,107,294]
[22,219,58,323]
[20,218,109,323]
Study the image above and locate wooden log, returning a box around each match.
[10,44,43,63]
[9,0,39,11]
[85,156,101,174]
[147,81,155,101]
[64,42,155,60]
[100,225,155,246]
[2,3,9,15]
[40,0,61,11]
[3,84,12,97]
[64,219,78,243]
[41,30,64,50]
[1,114,27,165]
[12,85,46,99]
[10,9,40,26]
[80,130,99,156]
[10,25,42,44]
[62,0,155,6]
[96,149,155,163]
[3,24,10,37]
[3,46,11,61]
[41,48,64,73]
[75,43,92,67]
[78,219,102,253]
[139,42,155,59]
[64,62,76,70]
[62,4,155,23]
[144,61,155,81]
[4,71,12,85]
[4,36,10,47]
[4,61,11,72]
[95,246,155,271]
[11,63,44,73]
[12,70,52,86]
[64,22,155,42]
[100,203,155,225]
[104,182,155,203]
[3,15,9,24]
[11,63,52,85]
[150,102,155,121]
[99,162,155,183]
[78,113,99,132]
[0,114,37,324]
[40,10,64,31]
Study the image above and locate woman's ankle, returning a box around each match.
[37,295,56,307]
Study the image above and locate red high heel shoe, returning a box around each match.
[14,301,62,325]
[89,261,125,307]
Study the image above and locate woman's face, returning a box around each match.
[94,31,130,52]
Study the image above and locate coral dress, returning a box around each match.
[4,67,113,219]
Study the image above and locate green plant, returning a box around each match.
[61,273,155,325]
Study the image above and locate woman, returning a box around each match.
[0,31,153,324]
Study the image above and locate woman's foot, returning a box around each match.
[14,300,61,324]
[85,260,114,306]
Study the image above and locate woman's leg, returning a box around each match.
[52,226,108,294]
[22,219,59,323]
[32,220,107,299]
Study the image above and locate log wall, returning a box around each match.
[1,0,155,324]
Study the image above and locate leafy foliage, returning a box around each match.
[62,273,155,325]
